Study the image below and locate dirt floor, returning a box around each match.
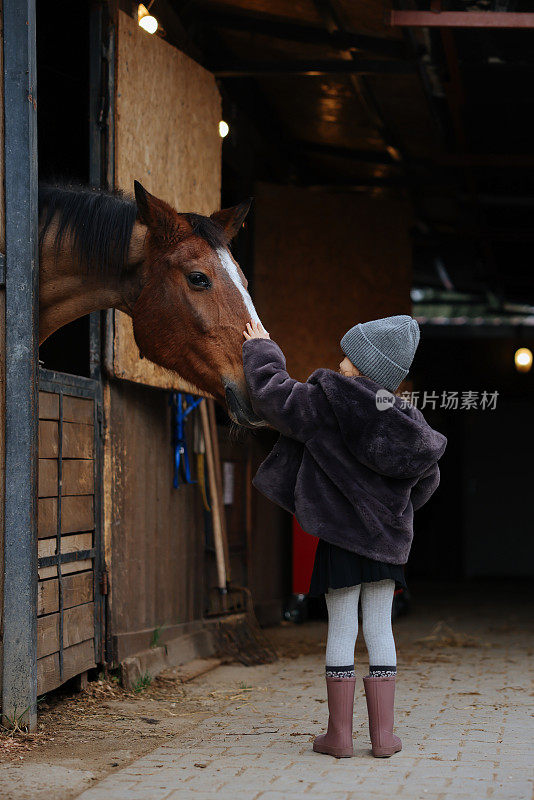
[0,620,326,799]
[0,581,532,800]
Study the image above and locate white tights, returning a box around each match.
[325,580,396,668]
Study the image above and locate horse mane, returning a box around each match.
[38,183,138,275]
[185,213,228,251]
[38,183,229,275]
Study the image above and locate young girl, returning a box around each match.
[242,315,447,759]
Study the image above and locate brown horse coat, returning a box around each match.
[242,338,447,565]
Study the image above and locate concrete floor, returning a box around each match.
[69,581,534,800]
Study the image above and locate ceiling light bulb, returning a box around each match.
[514,347,532,373]
[138,4,158,34]
[219,120,229,138]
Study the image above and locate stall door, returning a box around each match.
[36,369,104,694]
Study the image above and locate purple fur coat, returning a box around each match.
[242,338,447,565]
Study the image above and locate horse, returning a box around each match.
[38,181,265,428]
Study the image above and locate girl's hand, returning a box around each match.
[243,320,270,340]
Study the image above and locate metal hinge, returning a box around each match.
[100,569,109,596]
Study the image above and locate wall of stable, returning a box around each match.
[253,183,413,380]
[105,12,223,662]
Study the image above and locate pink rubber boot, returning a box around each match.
[363,675,402,757]
[313,676,356,758]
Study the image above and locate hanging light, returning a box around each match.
[219,120,230,138]
[514,347,533,373]
[138,3,158,35]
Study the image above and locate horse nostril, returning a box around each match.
[224,383,263,427]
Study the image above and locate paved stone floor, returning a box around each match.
[73,582,533,800]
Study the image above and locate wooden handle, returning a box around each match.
[207,399,231,582]
[200,400,227,592]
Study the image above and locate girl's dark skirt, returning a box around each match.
[308,539,407,597]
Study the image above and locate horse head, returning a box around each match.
[130,182,266,429]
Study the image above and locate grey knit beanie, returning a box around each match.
[340,315,420,392]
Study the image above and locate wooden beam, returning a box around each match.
[390,11,534,29]
[199,7,408,60]
[310,0,407,165]
[294,141,395,165]
[212,59,415,77]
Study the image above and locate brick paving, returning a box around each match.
[75,583,534,800]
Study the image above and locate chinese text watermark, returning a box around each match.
[375,389,499,411]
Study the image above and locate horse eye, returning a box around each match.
[187,271,211,290]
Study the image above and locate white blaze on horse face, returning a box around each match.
[216,247,261,325]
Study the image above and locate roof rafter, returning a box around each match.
[197,5,409,60]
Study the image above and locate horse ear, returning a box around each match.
[134,180,179,241]
[134,180,154,226]
[210,198,253,241]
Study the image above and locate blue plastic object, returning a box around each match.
[169,392,203,488]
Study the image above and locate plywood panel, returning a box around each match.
[110,11,221,392]
[253,183,413,381]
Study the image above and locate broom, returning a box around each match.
[199,399,277,666]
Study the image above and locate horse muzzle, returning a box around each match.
[224,382,265,429]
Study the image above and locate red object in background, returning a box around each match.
[292,516,318,594]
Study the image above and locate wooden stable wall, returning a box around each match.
[107,10,221,393]
[37,388,98,694]
[106,381,206,663]
[105,12,222,663]
[253,184,412,380]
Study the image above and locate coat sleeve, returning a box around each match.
[411,463,441,511]
[242,338,328,442]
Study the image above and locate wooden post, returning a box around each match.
[200,400,227,595]
[2,0,39,730]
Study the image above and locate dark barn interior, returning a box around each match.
[37,0,92,376]
[156,0,534,598]
[3,1,534,785]
[40,0,534,623]
[6,2,534,788]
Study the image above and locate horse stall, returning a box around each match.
[5,0,533,741]
[0,0,283,729]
